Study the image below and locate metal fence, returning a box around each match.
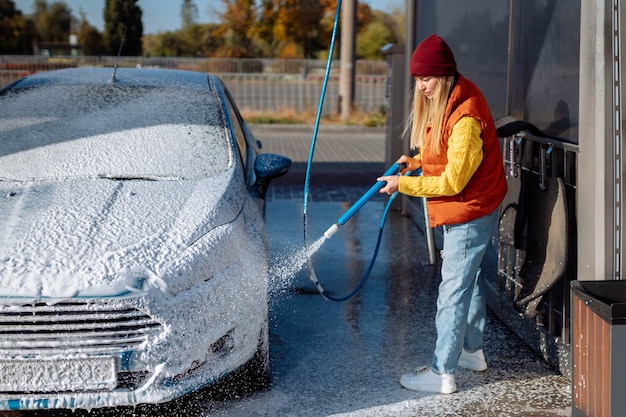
[0,56,388,116]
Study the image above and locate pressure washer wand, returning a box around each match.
[323,162,401,239]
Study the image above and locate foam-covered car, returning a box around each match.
[0,67,290,410]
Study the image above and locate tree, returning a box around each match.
[76,10,104,55]
[356,1,373,31]
[181,0,198,30]
[182,23,222,56]
[316,0,340,59]
[256,0,325,58]
[214,0,257,58]
[142,23,222,57]
[254,0,279,57]
[142,30,181,57]
[104,0,143,56]
[356,20,395,60]
[275,0,323,58]
[0,0,36,53]
[32,0,71,42]
[317,0,373,60]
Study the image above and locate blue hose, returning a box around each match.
[302,0,342,233]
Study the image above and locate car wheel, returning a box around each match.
[231,323,271,394]
[201,324,270,401]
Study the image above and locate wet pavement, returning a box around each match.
[3,125,572,417]
[258,200,570,417]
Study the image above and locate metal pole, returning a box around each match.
[422,197,437,265]
[339,0,356,121]
[406,0,437,265]
[505,0,517,115]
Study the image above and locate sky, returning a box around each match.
[13,0,404,35]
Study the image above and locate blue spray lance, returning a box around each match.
[323,162,403,239]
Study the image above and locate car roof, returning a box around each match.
[5,67,219,92]
[1,67,235,181]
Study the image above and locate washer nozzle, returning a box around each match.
[324,223,340,239]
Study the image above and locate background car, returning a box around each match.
[0,67,291,410]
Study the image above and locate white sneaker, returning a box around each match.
[400,366,456,394]
[458,348,487,372]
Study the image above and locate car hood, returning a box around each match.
[0,169,243,300]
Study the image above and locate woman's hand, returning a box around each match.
[397,154,421,174]
[378,155,420,195]
[377,174,399,195]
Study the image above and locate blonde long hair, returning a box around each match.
[404,75,455,155]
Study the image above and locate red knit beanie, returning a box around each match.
[410,34,458,77]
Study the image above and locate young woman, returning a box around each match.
[378,34,507,394]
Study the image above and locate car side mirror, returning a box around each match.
[252,153,291,198]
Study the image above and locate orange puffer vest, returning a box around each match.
[421,75,507,227]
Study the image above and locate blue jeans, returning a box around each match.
[431,209,498,375]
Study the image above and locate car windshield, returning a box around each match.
[0,84,231,181]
